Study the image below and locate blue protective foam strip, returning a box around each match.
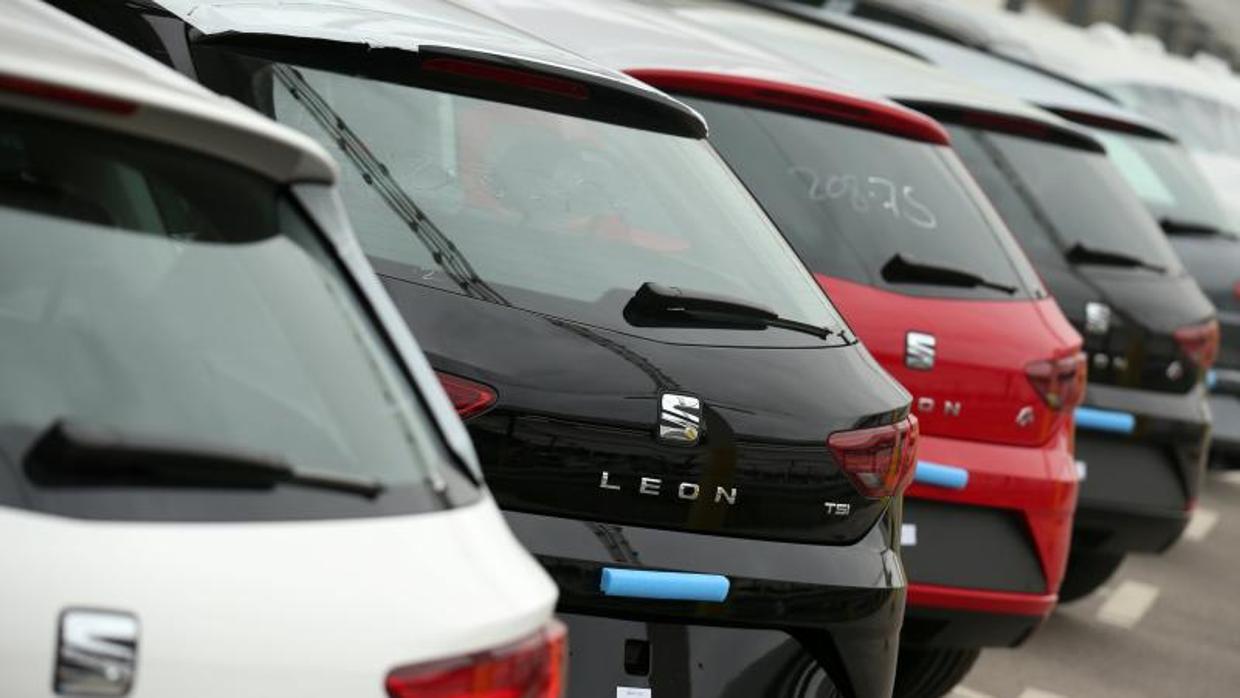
[914,461,969,490]
[600,568,730,602]
[1075,406,1136,434]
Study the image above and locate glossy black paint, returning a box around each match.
[382,274,909,544]
[506,509,905,698]
[1072,385,1208,554]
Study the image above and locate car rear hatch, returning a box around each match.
[679,91,1084,449]
[180,39,914,546]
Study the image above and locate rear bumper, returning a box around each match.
[503,509,905,698]
[1073,384,1209,555]
[900,433,1074,649]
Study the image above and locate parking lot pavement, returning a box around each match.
[949,470,1240,698]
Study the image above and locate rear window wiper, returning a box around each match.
[24,421,385,499]
[1064,242,1167,273]
[881,254,1017,294]
[1159,217,1239,240]
[623,282,835,339]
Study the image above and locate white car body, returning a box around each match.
[0,1,557,696]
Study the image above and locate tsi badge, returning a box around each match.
[56,608,139,696]
[659,393,703,445]
[906,331,936,370]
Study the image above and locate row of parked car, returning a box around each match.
[2,0,1235,696]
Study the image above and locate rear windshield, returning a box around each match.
[193,52,845,346]
[946,125,1184,273]
[0,110,460,520]
[1109,83,1240,158]
[684,97,1045,300]
[1090,129,1238,235]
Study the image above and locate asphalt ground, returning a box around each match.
[949,469,1240,698]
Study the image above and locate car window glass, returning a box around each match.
[685,97,1043,300]
[194,54,847,346]
[0,110,445,493]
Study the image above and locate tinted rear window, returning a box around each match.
[684,97,1044,300]
[194,50,848,347]
[1091,129,1238,234]
[947,125,1183,272]
[0,110,464,520]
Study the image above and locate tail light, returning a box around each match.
[828,415,919,498]
[1234,281,1240,300]
[386,620,566,698]
[1175,320,1220,369]
[0,73,136,114]
[1026,352,1087,410]
[435,371,497,420]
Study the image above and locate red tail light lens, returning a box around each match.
[828,415,919,498]
[386,620,566,698]
[435,371,497,420]
[1234,281,1240,300]
[0,73,136,114]
[1175,320,1220,369]
[1026,352,1087,410]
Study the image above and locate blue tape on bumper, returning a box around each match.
[600,568,729,602]
[1208,370,1219,390]
[914,461,969,490]
[1075,406,1136,434]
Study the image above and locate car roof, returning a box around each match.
[827,0,1240,106]
[149,0,707,137]
[0,0,337,184]
[800,10,1176,141]
[673,0,1100,150]
[451,0,949,144]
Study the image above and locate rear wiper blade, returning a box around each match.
[881,254,1017,294]
[1159,217,1239,239]
[1064,242,1167,273]
[623,282,835,339]
[24,421,384,499]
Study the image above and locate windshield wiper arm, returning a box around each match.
[881,254,1017,294]
[1159,217,1239,239]
[24,421,385,498]
[1064,242,1167,273]
[623,282,835,339]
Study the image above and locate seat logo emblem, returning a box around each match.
[1085,302,1112,335]
[906,331,936,370]
[56,608,139,696]
[1016,405,1035,427]
[659,393,703,445]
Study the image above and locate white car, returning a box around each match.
[0,2,560,697]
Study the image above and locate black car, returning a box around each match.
[55,1,923,696]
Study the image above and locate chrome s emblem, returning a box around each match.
[56,609,139,696]
[1016,405,1036,427]
[906,331,936,370]
[658,393,703,445]
[1085,302,1112,335]
[1166,360,1185,381]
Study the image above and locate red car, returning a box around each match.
[455,1,1087,695]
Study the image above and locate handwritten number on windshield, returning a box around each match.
[789,167,938,230]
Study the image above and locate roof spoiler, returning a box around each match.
[903,101,1104,153]
[628,69,950,146]
[192,32,707,139]
[1045,107,1176,143]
